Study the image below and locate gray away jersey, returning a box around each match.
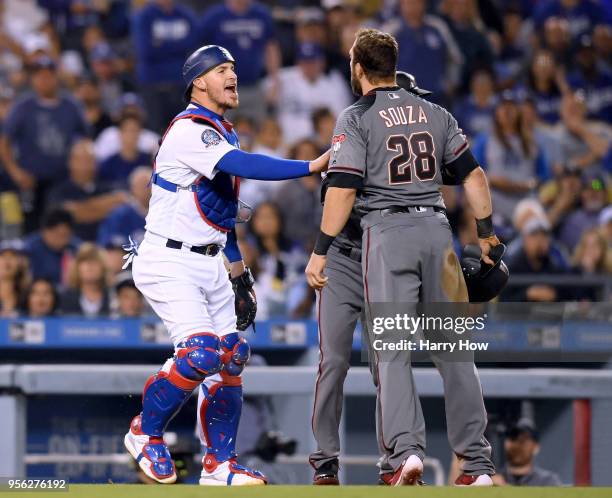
[328,87,470,211]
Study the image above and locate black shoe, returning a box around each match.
[313,459,339,485]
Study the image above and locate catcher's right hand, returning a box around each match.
[231,267,257,331]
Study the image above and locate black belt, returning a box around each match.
[381,206,446,216]
[165,238,221,256]
[337,246,362,262]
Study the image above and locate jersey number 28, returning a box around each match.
[387,131,436,184]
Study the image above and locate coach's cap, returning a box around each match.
[182,45,235,102]
[297,42,325,61]
[506,418,539,441]
[30,55,56,72]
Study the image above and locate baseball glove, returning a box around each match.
[231,267,257,331]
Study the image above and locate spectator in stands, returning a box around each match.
[572,227,612,278]
[24,208,79,286]
[294,7,327,48]
[101,237,129,279]
[240,118,286,207]
[567,35,612,123]
[472,95,544,223]
[599,206,612,246]
[273,139,323,249]
[88,42,133,116]
[1,55,89,232]
[592,24,612,72]
[493,419,563,486]
[98,114,151,189]
[47,139,127,241]
[556,91,612,172]
[540,167,582,229]
[542,17,572,67]
[114,273,144,318]
[0,88,23,240]
[524,49,566,124]
[533,0,606,38]
[24,277,59,318]
[74,76,113,139]
[233,115,256,152]
[519,98,561,175]
[454,69,497,139]
[311,108,336,153]
[493,4,529,90]
[97,166,151,247]
[253,118,285,157]
[0,240,30,317]
[267,42,351,145]
[132,0,198,133]
[440,0,494,92]
[558,172,609,251]
[247,201,308,319]
[200,0,281,122]
[40,0,130,51]
[94,105,160,162]
[384,0,463,102]
[61,242,110,317]
[501,217,568,302]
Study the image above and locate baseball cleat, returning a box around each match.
[313,459,339,485]
[124,415,177,484]
[382,455,424,486]
[199,454,267,486]
[454,473,494,486]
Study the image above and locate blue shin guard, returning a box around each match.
[200,333,251,462]
[141,333,222,437]
[201,382,243,463]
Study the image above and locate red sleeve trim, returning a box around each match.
[453,142,469,156]
[328,165,363,175]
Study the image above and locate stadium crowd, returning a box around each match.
[0,0,610,319]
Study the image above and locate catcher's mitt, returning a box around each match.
[231,267,257,331]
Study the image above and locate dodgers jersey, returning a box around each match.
[145,104,237,246]
[328,87,470,211]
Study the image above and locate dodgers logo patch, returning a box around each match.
[201,129,222,148]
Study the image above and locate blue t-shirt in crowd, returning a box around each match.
[98,151,152,189]
[132,2,198,85]
[24,232,80,285]
[97,202,146,248]
[533,0,605,37]
[453,96,497,138]
[3,92,88,182]
[395,21,448,96]
[200,2,275,86]
[568,69,612,123]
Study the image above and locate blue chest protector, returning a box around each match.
[153,104,240,233]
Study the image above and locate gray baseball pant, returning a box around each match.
[361,208,495,476]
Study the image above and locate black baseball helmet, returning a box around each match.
[461,243,509,302]
[396,71,432,97]
[182,45,235,102]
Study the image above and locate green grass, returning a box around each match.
[2,485,612,498]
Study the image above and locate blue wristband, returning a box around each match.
[223,229,242,263]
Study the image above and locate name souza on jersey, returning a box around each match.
[379,105,428,128]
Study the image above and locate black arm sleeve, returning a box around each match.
[326,172,363,189]
[442,149,479,185]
